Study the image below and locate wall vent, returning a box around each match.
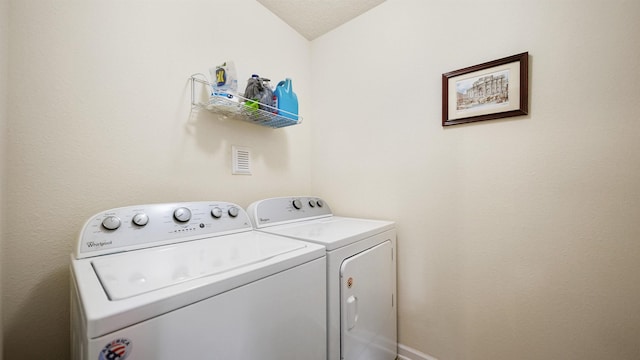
[232,146,251,175]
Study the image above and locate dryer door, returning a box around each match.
[340,240,396,360]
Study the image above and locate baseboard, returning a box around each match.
[397,343,439,360]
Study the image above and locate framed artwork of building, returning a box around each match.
[442,52,528,126]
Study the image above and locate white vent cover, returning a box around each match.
[232,146,251,175]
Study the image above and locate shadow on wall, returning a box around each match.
[4,266,70,359]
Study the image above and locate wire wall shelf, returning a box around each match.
[190,76,302,129]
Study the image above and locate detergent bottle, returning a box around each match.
[274,78,298,120]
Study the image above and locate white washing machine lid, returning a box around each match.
[72,231,325,338]
[92,231,306,300]
[257,216,395,251]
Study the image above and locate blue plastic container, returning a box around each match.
[274,78,299,120]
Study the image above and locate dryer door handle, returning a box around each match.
[346,295,358,331]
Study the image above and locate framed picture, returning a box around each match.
[442,52,528,126]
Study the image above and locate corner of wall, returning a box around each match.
[0,0,9,356]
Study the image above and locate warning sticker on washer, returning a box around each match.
[99,338,132,360]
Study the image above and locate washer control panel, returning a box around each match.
[76,201,251,259]
[247,196,332,228]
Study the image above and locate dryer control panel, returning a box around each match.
[75,201,252,259]
[247,196,332,228]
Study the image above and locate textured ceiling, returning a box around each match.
[257,0,386,40]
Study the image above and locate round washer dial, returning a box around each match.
[211,207,223,219]
[102,216,121,230]
[173,207,192,222]
[132,213,149,226]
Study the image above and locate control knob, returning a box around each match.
[102,215,121,230]
[132,213,149,226]
[211,207,223,219]
[173,207,192,222]
[292,199,302,210]
[228,206,239,218]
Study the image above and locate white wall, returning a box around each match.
[0,0,8,357]
[4,1,311,358]
[311,1,640,359]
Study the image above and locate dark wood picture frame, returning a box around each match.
[442,52,528,126]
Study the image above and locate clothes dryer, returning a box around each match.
[70,201,326,360]
[247,196,397,360]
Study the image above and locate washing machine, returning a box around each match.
[247,196,397,360]
[70,201,327,360]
